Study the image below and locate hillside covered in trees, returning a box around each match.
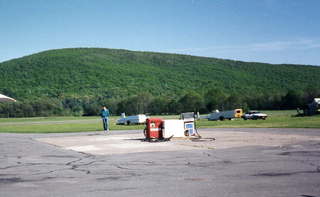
[0,48,320,117]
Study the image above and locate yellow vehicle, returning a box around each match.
[208,109,243,121]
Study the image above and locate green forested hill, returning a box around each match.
[0,48,320,117]
[1,48,319,100]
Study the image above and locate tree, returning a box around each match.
[177,92,204,113]
[281,90,303,109]
[224,94,244,110]
[205,89,228,112]
[149,97,171,115]
[117,93,153,115]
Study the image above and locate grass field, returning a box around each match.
[0,111,319,133]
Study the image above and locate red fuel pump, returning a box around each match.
[145,118,163,140]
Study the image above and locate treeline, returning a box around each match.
[1,48,320,103]
[1,89,319,118]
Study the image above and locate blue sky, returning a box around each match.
[0,0,320,65]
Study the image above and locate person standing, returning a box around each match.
[100,106,110,133]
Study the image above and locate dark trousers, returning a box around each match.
[102,117,109,131]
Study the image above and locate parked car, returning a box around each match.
[242,111,268,120]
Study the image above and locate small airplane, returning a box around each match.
[0,94,16,102]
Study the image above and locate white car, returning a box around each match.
[116,114,147,125]
[242,111,268,120]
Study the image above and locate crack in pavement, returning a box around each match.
[253,170,320,177]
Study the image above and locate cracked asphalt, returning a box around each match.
[1,128,320,197]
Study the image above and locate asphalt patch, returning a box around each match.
[0,177,23,184]
[42,155,78,158]
[253,170,319,177]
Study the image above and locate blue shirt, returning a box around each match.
[100,109,110,118]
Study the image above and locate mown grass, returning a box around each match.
[0,111,319,133]
[197,110,320,128]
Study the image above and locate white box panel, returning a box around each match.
[162,120,185,138]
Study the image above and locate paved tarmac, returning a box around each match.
[1,128,320,197]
